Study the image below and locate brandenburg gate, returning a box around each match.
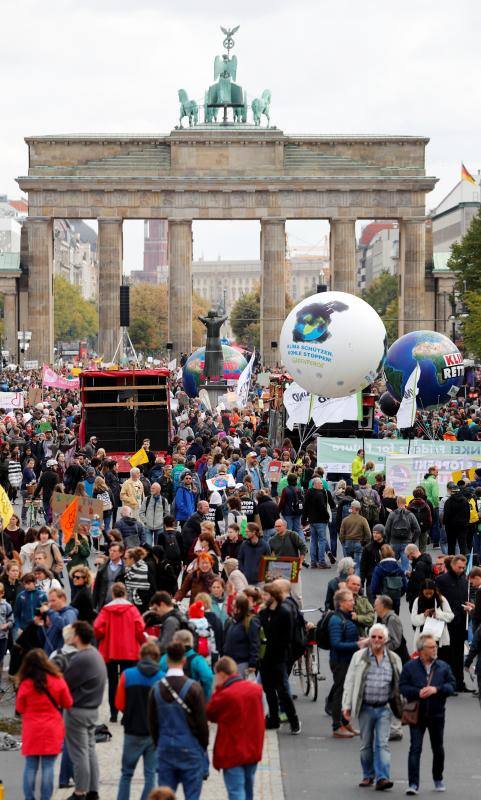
[17,27,436,366]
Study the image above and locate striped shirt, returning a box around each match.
[363,649,393,705]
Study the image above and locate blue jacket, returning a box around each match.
[399,657,456,717]
[328,610,359,662]
[223,616,261,668]
[42,605,79,655]
[175,486,196,521]
[370,558,407,598]
[159,647,214,699]
[14,587,48,631]
[238,538,271,584]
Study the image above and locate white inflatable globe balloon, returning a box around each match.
[279,291,387,397]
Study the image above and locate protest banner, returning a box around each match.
[51,492,104,532]
[0,392,24,412]
[385,454,481,497]
[259,556,302,583]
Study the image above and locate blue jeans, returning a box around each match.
[223,764,257,800]
[439,524,448,555]
[343,541,362,574]
[310,522,328,565]
[391,542,410,573]
[117,733,156,800]
[359,704,391,782]
[430,507,440,546]
[59,739,74,786]
[282,515,305,542]
[157,747,205,800]
[263,527,276,542]
[23,755,56,800]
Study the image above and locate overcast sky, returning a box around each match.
[2,0,480,269]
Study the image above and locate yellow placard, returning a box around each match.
[129,447,149,467]
[0,485,13,527]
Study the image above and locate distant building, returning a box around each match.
[429,175,481,336]
[0,217,21,255]
[0,195,28,219]
[356,222,398,290]
[53,220,98,302]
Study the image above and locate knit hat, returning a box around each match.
[188,600,205,619]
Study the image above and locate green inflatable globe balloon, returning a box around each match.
[384,330,464,409]
[182,345,248,398]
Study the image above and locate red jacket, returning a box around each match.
[206,675,265,769]
[16,673,73,756]
[93,598,145,662]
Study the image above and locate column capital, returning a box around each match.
[330,217,357,224]
[168,219,193,226]
[97,217,123,224]
[25,216,52,224]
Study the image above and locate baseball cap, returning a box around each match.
[446,481,458,491]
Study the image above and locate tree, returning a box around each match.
[448,209,481,294]
[230,287,293,351]
[54,276,98,342]
[230,289,260,350]
[457,290,481,360]
[129,283,209,354]
[362,271,398,343]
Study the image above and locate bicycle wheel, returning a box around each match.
[310,648,319,702]
[298,654,311,696]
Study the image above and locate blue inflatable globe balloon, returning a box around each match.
[182,345,248,398]
[384,330,464,409]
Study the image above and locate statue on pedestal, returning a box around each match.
[198,307,228,381]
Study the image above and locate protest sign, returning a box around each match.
[259,556,302,583]
[51,492,104,532]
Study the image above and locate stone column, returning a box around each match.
[98,218,123,361]
[330,219,357,292]
[261,219,286,368]
[168,220,192,357]
[27,217,54,364]
[2,286,18,362]
[399,218,426,335]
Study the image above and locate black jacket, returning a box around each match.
[436,567,469,623]
[116,516,145,547]
[105,470,121,508]
[257,496,280,530]
[181,512,205,558]
[259,601,293,665]
[302,487,335,525]
[33,468,58,503]
[92,561,125,610]
[443,492,470,531]
[406,553,433,605]
[360,539,383,587]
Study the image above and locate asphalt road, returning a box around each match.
[279,559,481,799]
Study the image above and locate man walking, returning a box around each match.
[342,623,402,790]
[64,621,107,800]
[115,641,164,800]
[436,554,470,692]
[207,656,265,800]
[139,482,166,546]
[399,633,456,794]
[302,477,336,569]
[148,642,209,800]
[339,500,371,575]
[442,481,470,555]
[238,523,271,585]
[268,518,307,603]
[385,497,420,572]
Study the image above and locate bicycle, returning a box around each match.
[23,498,45,528]
[294,611,326,701]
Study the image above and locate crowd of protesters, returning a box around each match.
[0,365,481,799]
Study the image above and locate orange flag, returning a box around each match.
[461,163,477,186]
[59,497,79,544]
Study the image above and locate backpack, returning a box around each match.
[196,624,215,659]
[163,532,182,563]
[289,600,308,660]
[408,502,431,533]
[469,497,479,524]
[382,574,404,600]
[316,609,346,650]
[341,501,351,520]
[390,508,412,541]
[291,488,304,516]
[359,489,379,527]
[171,609,199,649]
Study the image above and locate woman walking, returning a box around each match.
[15,648,73,800]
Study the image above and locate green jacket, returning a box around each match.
[353,595,375,636]
[65,536,91,569]
[420,475,440,508]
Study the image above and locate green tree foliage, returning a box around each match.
[448,209,481,294]
[129,283,208,354]
[362,271,398,342]
[457,291,481,360]
[230,289,260,350]
[54,276,98,342]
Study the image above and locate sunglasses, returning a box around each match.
[72,575,85,580]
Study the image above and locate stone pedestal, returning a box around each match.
[98,218,123,361]
[261,219,286,367]
[168,220,192,358]
[400,218,426,335]
[2,288,17,362]
[27,217,54,364]
[330,219,356,293]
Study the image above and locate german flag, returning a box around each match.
[461,163,477,185]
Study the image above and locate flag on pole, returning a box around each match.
[461,163,477,186]
[236,350,255,407]
[311,393,362,428]
[129,447,149,467]
[0,485,14,528]
[396,365,420,429]
[59,496,79,544]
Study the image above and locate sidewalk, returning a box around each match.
[54,695,284,800]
